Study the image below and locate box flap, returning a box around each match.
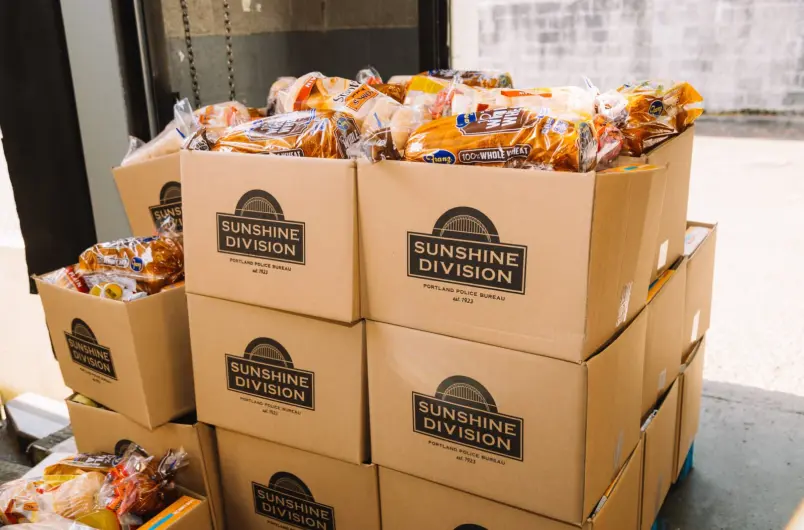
[379,467,575,530]
[584,165,666,358]
[127,287,195,427]
[36,278,150,426]
[587,437,643,530]
[113,152,182,236]
[683,222,717,355]
[675,336,706,479]
[642,260,686,418]
[584,309,646,517]
[640,381,680,530]
[66,398,225,529]
[358,159,598,362]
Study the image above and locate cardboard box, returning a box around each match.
[640,380,680,530]
[683,222,717,356]
[114,153,183,236]
[618,127,695,282]
[35,279,194,429]
[139,493,213,530]
[367,311,647,525]
[642,258,686,418]
[674,336,706,481]
[216,428,381,530]
[187,293,368,464]
[181,151,359,323]
[67,397,224,530]
[380,438,643,530]
[358,160,665,363]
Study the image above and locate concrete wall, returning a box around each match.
[452,0,804,112]
[160,0,419,107]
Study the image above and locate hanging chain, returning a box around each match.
[180,0,201,107]
[222,0,236,101]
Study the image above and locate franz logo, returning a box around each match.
[226,338,314,410]
[423,149,456,164]
[413,376,524,460]
[64,319,117,380]
[648,100,664,117]
[217,190,306,264]
[455,525,487,530]
[149,181,183,230]
[253,472,336,530]
[407,207,527,294]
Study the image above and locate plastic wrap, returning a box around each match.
[203,109,360,158]
[4,516,96,529]
[77,218,184,295]
[372,83,407,103]
[44,454,120,477]
[266,76,297,116]
[0,472,104,525]
[356,66,382,85]
[38,265,89,293]
[616,80,703,156]
[404,107,597,172]
[420,69,514,89]
[99,446,188,518]
[120,99,196,166]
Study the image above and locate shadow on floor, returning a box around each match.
[659,380,804,530]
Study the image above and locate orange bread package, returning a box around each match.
[404,107,598,172]
[208,109,360,158]
[421,69,514,89]
[77,225,184,295]
[617,80,703,156]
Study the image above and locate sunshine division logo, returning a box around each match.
[253,472,336,530]
[64,319,117,380]
[149,181,183,230]
[413,376,524,460]
[226,338,314,410]
[407,207,527,294]
[217,190,306,264]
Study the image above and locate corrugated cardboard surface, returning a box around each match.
[67,399,224,530]
[618,127,695,282]
[640,381,680,530]
[642,259,686,418]
[113,153,182,236]
[188,293,368,464]
[358,160,663,363]
[683,222,717,357]
[216,428,381,530]
[367,313,644,525]
[587,438,643,530]
[181,151,359,323]
[675,337,706,480]
[36,280,194,429]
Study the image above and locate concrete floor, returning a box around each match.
[1,122,804,527]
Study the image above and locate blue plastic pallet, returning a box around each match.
[650,442,696,530]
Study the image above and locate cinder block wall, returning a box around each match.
[452,0,804,112]
[161,0,419,106]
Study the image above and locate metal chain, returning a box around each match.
[222,0,236,101]
[180,0,201,107]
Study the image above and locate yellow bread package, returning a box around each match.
[404,106,598,172]
[421,69,514,88]
[207,109,360,158]
[617,80,704,156]
[77,221,184,295]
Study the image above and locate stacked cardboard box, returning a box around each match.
[180,152,381,530]
[34,240,218,526]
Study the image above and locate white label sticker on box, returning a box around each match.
[657,239,669,271]
[691,310,701,342]
[616,282,633,327]
[657,368,667,392]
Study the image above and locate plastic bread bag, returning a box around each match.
[9,517,97,529]
[266,76,297,116]
[372,83,407,103]
[450,86,597,118]
[388,74,414,85]
[38,265,89,293]
[99,445,188,519]
[77,216,184,295]
[404,107,598,172]
[201,109,361,159]
[616,80,704,156]
[0,473,104,525]
[120,98,197,166]
[356,66,382,85]
[420,69,514,89]
[44,453,120,477]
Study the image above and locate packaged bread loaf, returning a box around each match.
[404,107,598,172]
[617,80,703,156]
[421,69,514,89]
[208,109,360,158]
